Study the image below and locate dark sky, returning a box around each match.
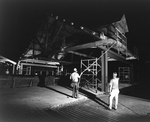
[0,0,150,62]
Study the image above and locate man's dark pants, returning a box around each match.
[72,82,79,98]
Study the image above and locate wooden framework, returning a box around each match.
[80,58,101,93]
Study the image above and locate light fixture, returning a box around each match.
[93,32,96,35]
[81,26,84,29]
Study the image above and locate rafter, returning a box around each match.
[64,40,102,52]
[68,51,96,59]
[64,38,117,52]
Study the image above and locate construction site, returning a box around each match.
[1,14,150,122]
[1,14,139,92]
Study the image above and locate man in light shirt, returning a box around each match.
[70,68,80,98]
[108,72,120,110]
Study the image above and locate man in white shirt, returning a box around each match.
[70,68,80,98]
[108,72,120,110]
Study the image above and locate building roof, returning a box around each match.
[0,55,16,65]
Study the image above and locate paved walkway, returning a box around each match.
[0,85,150,122]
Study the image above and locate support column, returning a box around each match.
[101,51,108,92]
[12,64,15,75]
[19,64,23,75]
[130,64,134,84]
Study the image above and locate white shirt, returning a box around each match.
[109,77,119,91]
[70,72,80,82]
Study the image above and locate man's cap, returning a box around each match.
[73,68,77,72]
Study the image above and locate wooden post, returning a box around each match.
[12,64,15,74]
[130,64,134,84]
[101,51,108,92]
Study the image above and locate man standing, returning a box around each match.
[108,72,120,110]
[70,68,80,98]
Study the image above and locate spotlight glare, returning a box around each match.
[81,26,84,29]
[88,69,91,72]
[93,32,96,35]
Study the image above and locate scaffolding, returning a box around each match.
[80,42,116,93]
[118,67,130,84]
[80,58,101,93]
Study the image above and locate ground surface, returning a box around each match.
[0,84,150,122]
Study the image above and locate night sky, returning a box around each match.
[0,0,150,63]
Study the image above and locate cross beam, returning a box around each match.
[63,38,129,64]
[68,51,96,59]
[64,39,115,52]
[97,46,130,64]
[64,38,126,52]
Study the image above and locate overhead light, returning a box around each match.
[47,62,60,65]
[71,22,74,25]
[93,32,96,35]
[108,58,116,61]
[81,26,84,29]
[126,57,136,60]
[91,47,96,48]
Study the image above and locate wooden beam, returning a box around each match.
[21,63,58,68]
[64,40,104,52]
[64,38,126,52]
[0,55,16,65]
[97,46,130,64]
[68,51,96,59]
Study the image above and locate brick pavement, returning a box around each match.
[0,85,150,122]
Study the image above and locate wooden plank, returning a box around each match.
[64,38,126,52]
[68,51,96,59]
[21,63,58,68]
[64,40,104,52]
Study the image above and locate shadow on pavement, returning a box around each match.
[44,86,73,98]
[53,75,109,109]
[78,88,109,109]
[50,83,109,110]
[120,82,150,100]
